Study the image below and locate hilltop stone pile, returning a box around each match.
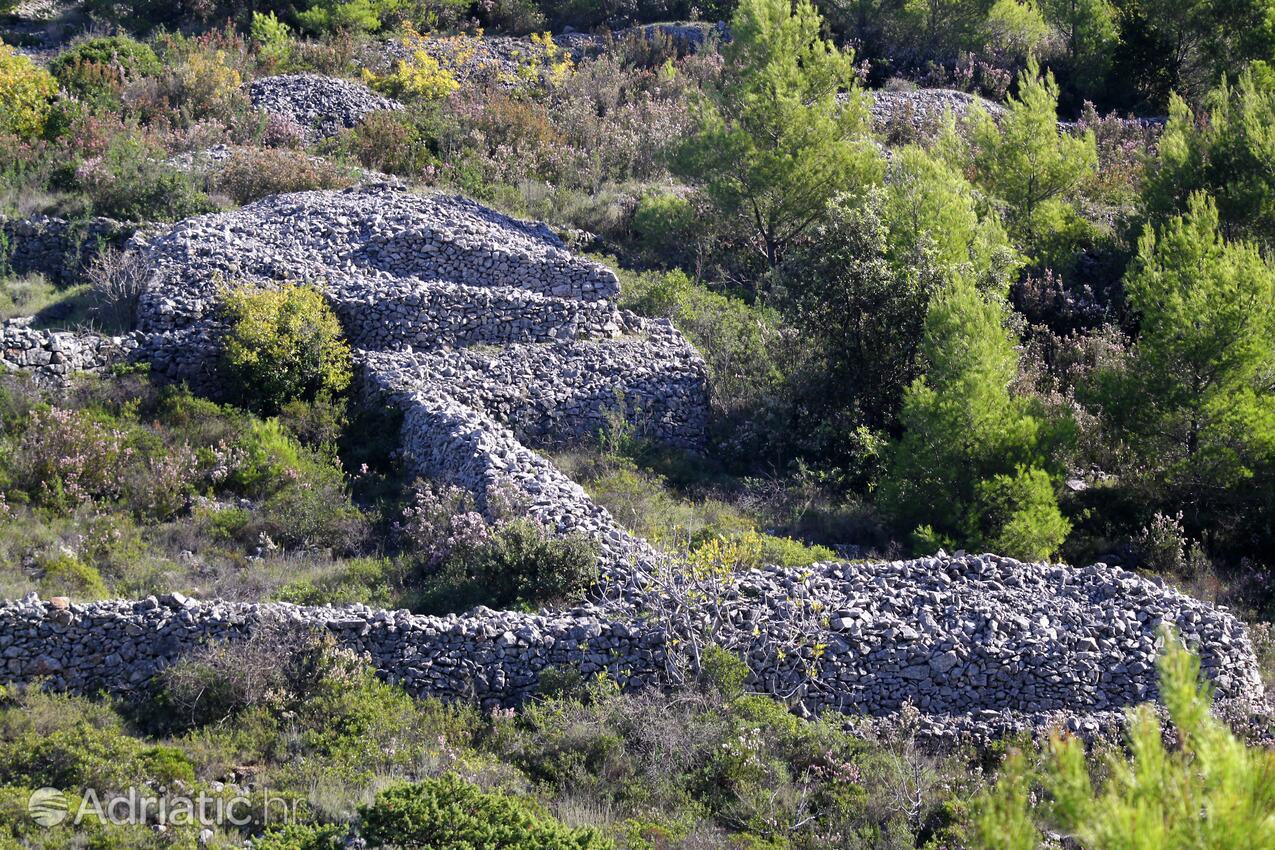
[246,74,403,141]
[130,183,705,577]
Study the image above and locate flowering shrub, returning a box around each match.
[400,483,492,568]
[0,44,59,140]
[365,25,462,101]
[13,407,133,509]
[402,481,597,609]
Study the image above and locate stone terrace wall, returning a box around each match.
[2,215,135,285]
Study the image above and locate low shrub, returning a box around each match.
[77,132,217,222]
[0,44,59,140]
[49,36,161,105]
[359,775,614,850]
[212,148,357,205]
[419,516,598,611]
[218,283,353,414]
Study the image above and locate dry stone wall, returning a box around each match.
[1,214,135,285]
[1,554,1266,743]
[1,319,140,385]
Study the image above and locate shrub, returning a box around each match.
[425,517,598,611]
[358,775,614,850]
[212,148,357,205]
[219,283,353,414]
[0,44,58,140]
[253,824,346,850]
[250,11,295,69]
[159,626,361,730]
[48,36,161,104]
[77,132,216,222]
[365,25,460,102]
[12,406,133,508]
[86,247,151,332]
[327,109,438,177]
[632,191,697,269]
[37,552,109,599]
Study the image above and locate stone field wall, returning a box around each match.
[1,214,135,285]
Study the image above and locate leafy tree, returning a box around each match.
[219,283,354,414]
[1144,63,1275,252]
[965,59,1097,262]
[981,0,1050,64]
[359,775,614,849]
[672,0,882,271]
[782,192,945,444]
[894,0,994,64]
[1116,0,1275,104]
[974,636,1275,849]
[1089,193,1275,525]
[879,280,1072,559]
[1040,0,1118,96]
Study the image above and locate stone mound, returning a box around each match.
[246,74,403,142]
[132,183,706,578]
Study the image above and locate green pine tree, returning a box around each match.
[672,0,883,271]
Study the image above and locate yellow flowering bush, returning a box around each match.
[364,24,461,101]
[219,283,353,414]
[0,43,58,139]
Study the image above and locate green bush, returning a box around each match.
[219,283,353,414]
[48,36,160,104]
[359,775,614,850]
[79,133,216,222]
[632,192,697,269]
[253,824,346,850]
[425,518,598,611]
[37,552,108,599]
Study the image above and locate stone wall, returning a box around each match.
[1,555,1266,737]
[0,319,140,385]
[2,214,134,285]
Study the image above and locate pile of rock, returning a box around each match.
[246,74,403,142]
[129,184,707,577]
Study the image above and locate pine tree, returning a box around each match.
[965,58,1097,262]
[672,0,883,271]
[879,281,1072,559]
[1091,192,1275,519]
[974,636,1275,849]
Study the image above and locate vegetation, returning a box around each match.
[975,635,1275,848]
[219,283,354,414]
[0,0,1274,844]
